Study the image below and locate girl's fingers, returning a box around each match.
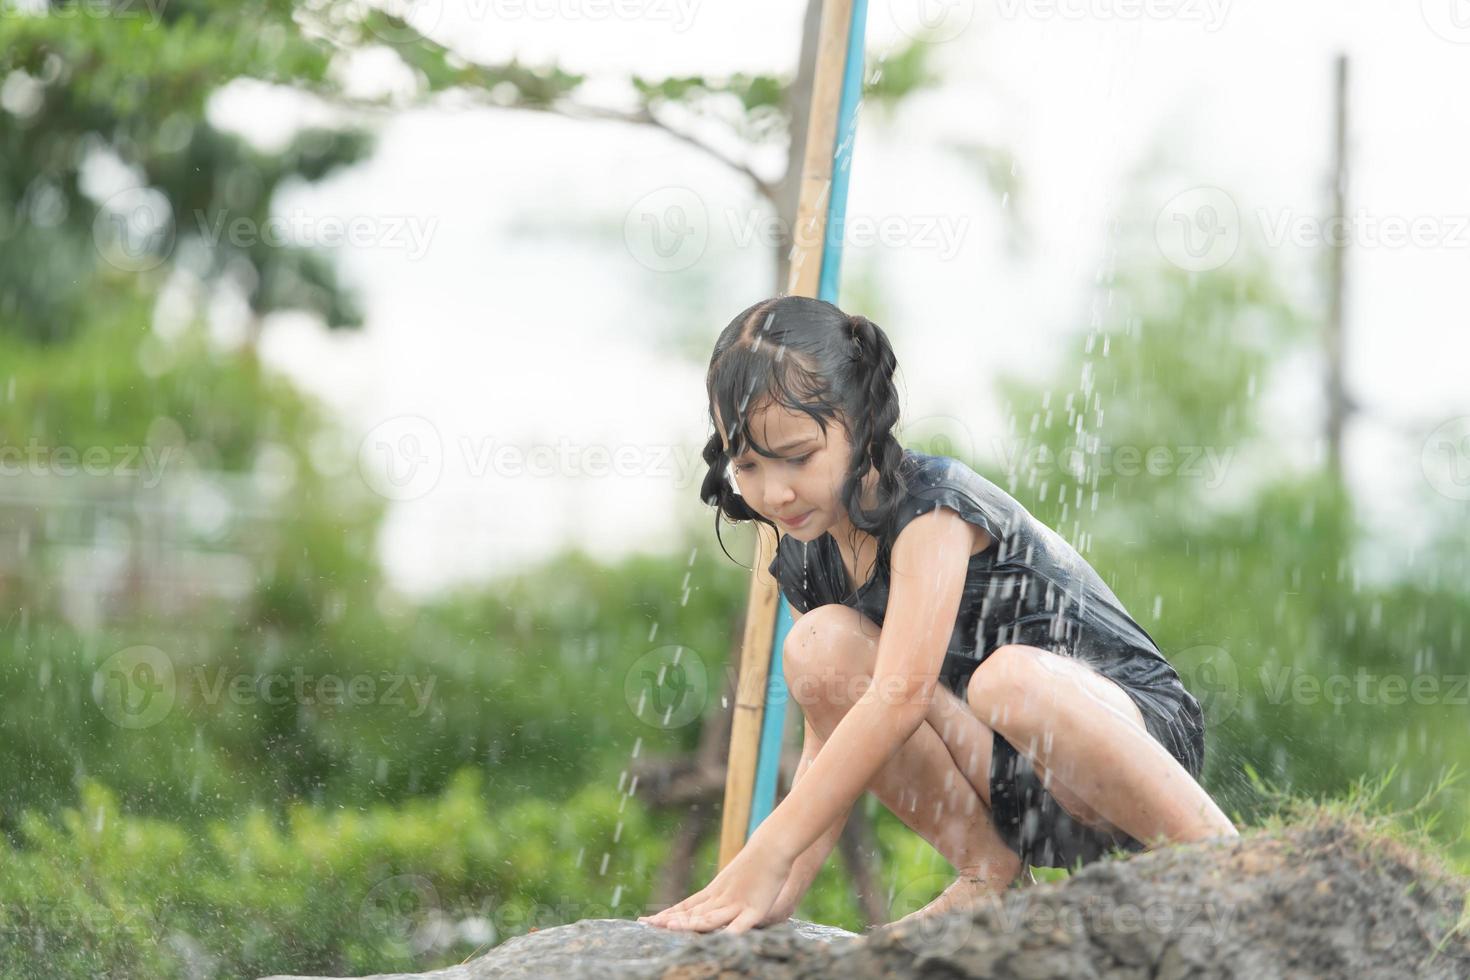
[674,903,733,932]
[641,890,706,923]
[682,891,722,914]
[639,883,736,929]
[696,905,740,932]
[723,907,762,934]
[668,899,720,930]
[667,899,717,934]
[644,901,698,929]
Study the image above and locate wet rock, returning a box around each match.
[258,917,856,980]
[260,817,1470,980]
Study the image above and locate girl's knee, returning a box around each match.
[966,644,1046,718]
[782,605,881,711]
[781,604,877,673]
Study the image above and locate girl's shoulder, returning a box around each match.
[892,448,1024,548]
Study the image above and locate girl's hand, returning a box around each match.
[756,887,800,928]
[637,842,790,934]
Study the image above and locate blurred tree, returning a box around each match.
[0,0,369,348]
[299,0,1022,297]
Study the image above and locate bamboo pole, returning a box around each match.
[717,0,862,871]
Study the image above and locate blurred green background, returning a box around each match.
[2,2,1466,977]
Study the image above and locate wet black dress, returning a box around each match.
[767,447,1206,869]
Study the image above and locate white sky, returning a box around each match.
[222,0,1469,597]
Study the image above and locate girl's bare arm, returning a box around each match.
[762,717,853,922]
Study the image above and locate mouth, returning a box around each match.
[779,510,813,529]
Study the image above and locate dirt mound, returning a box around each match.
[261,815,1470,979]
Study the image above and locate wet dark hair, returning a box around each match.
[699,294,910,572]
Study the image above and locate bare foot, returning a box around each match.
[889,872,1011,927]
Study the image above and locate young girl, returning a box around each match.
[639,295,1238,935]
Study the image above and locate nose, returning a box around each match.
[762,474,797,514]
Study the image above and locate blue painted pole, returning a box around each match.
[747,0,868,840]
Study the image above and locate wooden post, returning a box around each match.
[718,0,868,870]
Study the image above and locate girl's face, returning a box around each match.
[716,399,871,542]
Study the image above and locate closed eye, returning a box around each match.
[734,452,813,473]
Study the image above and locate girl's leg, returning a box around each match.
[965,644,1238,847]
[783,606,1022,892]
